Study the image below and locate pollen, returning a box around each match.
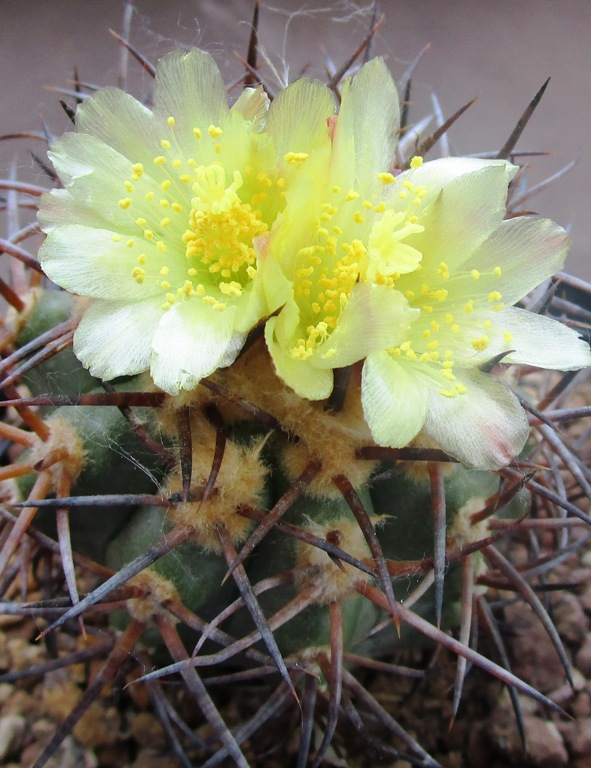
[208,125,223,138]
[153,156,166,165]
[119,198,132,209]
[167,116,175,127]
[471,269,480,280]
[410,156,424,169]
[488,291,503,303]
[284,151,309,165]
[472,336,490,352]
[193,127,202,139]
[377,172,395,185]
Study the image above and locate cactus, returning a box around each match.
[1,6,591,768]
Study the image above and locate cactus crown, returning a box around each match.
[0,5,590,768]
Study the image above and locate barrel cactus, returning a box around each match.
[1,6,591,767]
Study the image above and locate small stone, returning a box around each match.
[573,718,591,758]
[554,593,589,645]
[578,636,591,676]
[0,715,26,761]
[129,712,166,750]
[0,683,15,706]
[487,702,568,768]
[574,693,591,718]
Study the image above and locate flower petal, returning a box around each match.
[75,87,158,165]
[150,300,242,395]
[422,367,529,469]
[153,49,229,138]
[332,58,399,191]
[265,316,333,400]
[465,217,569,304]
[314,283,417,368]
[39,225,177,300]
[402,159,517,272]
[74,297,163,380]
[43,133,142,231]
[362,351,429,447]
[493,307,591,370]
[265,77,335,159]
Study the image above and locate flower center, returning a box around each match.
[181,165,268,310]
[289,164,427,361]
[117,116,273,313]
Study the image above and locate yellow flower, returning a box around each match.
[264,58,419,399]
[263,59,591,468]
[39,49,334,394]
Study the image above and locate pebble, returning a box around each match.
[0,715,26,761]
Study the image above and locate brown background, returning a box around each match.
[1,0,590,278]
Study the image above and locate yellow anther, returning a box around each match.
[332,185,341,194]
[138,254,146,265]
[208,125,223,138]
[160,217,170,228]
[472,336,490,352]
[131,267,145,283]
[136,217,147,227]
[145,192,154,202]
[439,388,457,398]
[160,280,171,290]
[374,202,386,213]
[132,162,144,177]
[363,200,373,210]
[167,116,175,127]
[161,139,171,150]
[193,127,202,139]
[377,172,395,185]
[112,234,122,242]
[471,269,480,280]
[345,189,360,201]
[160,199,169,208]
[354,212,365,224]
[445,313,454,324]
[410,156,423,169]
[437,262,450,280]
[126,239,134,248]
[153,156,166,165]
[161,180,172,191]
[172,160,182,169]
[493,266,502,277]
[451,324,460,333]
[144,229,154,240]
[119,198,132,209]
[456,383,468,395]
[284,151,309,165]
[171,203,182,213]
[464,300,474,314]
[124,180,134,193]
[488,291,503,303]
[160,266,170,276]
